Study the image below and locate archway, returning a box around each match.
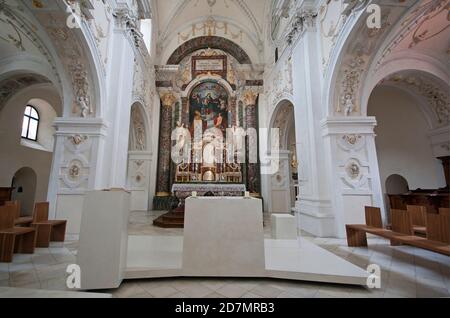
[367,70,448,217]
[0,76,61,213]
[11,167,37,217]
[267,99,297,214]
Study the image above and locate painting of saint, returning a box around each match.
[189,81,229,135]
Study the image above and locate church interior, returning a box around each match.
[0,0,449,299]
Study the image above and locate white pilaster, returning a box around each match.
[291,20,335,237]
[321,117,384,238]
[47,118,108,235]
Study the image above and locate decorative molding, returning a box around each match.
[285,10,318,46]
[160,92,178,107]
[242,89,258,106]
[383,74,450,125]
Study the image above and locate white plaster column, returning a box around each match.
[100,8,136,190]
[47,118,108,236]
[291,19,335,237]
[321,117,384,238]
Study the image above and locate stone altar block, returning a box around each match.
[77,189,130,290]
[271,214,298,240]
[182,197,265,277]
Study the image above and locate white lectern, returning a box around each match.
[77,189,130,290]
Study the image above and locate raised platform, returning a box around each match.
[0,287,112,298]
[125,235,369,286]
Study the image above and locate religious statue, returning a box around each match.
[131,108,146,151]
[79,96,90,118]
[343,95,354,116]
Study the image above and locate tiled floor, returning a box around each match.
[0,211,449,298]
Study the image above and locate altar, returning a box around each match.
[172,183,246,201]
[153,183,247,228]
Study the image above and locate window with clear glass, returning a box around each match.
[140,19,152,54]
[21,105,39,141]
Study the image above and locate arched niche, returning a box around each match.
[385,174,409,195]
[11,167,37,217]
[129,103,150,152]
[266,99,297,214]
[127,102,152,212]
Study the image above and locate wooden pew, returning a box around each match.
[4,201,33,226]
[32,202,67,248]
[439,208,450,244]
[427,208,450,244]
[0,205,36,263]
[406,205,427,236]
[346,206,450,256]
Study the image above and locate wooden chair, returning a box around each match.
[391,209,413,245]
[0,205,36,263]
[4,201,33,226]
[32,202,67,248]
[425,208,450,243]
[406,205,427,236]
[365,206,383,228]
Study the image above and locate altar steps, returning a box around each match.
[153,208,185,228]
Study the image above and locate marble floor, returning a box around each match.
[0,211,449,298]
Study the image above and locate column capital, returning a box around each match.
[321,116,377,137]
[242,89,259,107]
[159,92,178,107]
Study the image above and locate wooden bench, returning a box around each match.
[4,201,33,226]
[346,206,450,256]
[0,205,36,263]
[32,202,67,248]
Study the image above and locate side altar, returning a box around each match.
[153,183,246,228]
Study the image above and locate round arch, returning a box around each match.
[167,36,252,65]
[268,99,295,151]
[360,57,450,119]
[182,75,236,99]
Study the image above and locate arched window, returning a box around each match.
[21,105,39,141]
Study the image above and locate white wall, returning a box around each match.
[368,85,446,193]
[0,85,60,207]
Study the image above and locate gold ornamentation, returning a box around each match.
[160,92,177,107]
[242,90,258,106]
[343,134,361,146]
[70,134,87,145]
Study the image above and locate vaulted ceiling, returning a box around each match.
[153,0,271,64]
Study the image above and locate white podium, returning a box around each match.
[182,197,265,277]
[77,189,130,290]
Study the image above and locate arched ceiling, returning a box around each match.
[167,36,251,64]
[154,0,270,64]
